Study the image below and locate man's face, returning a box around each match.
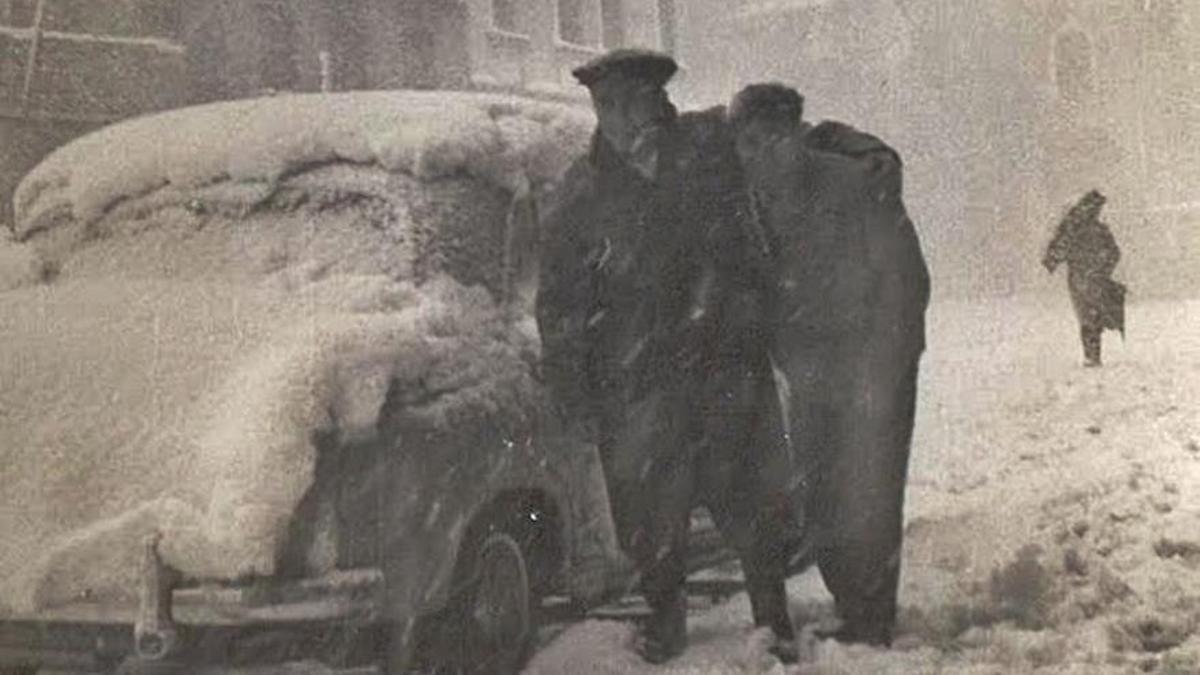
[589,74,673,161]
[734,116,793,180]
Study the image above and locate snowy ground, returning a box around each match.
[525,295,1200,674]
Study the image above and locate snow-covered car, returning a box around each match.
[0,92,731,674]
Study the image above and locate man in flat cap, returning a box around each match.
[536,52,804,663]
[1043,189,1125,366]
[728,82,930,647]
[728,83,904,206]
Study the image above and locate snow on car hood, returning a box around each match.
[0,272,539,614]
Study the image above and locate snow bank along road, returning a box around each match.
[526,296,1200,674]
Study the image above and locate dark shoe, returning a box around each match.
[634,631,687,664]
[768,636,801,664]
[1084,358,1102,368]
[635,591,687,664]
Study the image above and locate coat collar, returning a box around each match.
[586,128,683,192]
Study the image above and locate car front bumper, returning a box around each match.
[0,537,386,674]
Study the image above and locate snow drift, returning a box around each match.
[0,91,591,614]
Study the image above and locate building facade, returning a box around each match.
[462,0,681,98]
[1,0,682,221]
[2,0,683,115]
[179,0,682,103]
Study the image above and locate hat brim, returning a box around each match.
[572,51,678,88]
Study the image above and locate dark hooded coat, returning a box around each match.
[1045,209,1125,336]
[749,126,929,633]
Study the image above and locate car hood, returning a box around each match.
[0,272,539,616]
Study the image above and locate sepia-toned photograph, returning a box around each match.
[1,1,1197,673]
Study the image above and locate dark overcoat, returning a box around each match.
[1045,213,1124,335]
[535,108,801,585]
[752,127,929,631]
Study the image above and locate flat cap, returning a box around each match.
[571,49,678,88]
[728,83,805,128]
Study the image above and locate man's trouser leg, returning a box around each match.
[704,490,795,642]
[815,359,919,645]
[1081,322,1102,365]
[635,454,692,661]
[739,516,796,645]
[598,390,693,662]
[1070,279,1103,366]
[698,366,799,646]
[775,341,833,553]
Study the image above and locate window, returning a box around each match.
[558,0,585,44]
[601,0,624,48]
[0,1,181,40]
[0,0,36,28]
[1053,28,1093,104]
[492,0,518,33]
[657,0,676,55]
[1,0,185,119]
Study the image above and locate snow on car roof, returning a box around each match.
[12,90,594,240]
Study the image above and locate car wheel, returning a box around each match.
[412,532,536,675]
[461,532,535,674]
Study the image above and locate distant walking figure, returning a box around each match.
[1043,189,1125,367]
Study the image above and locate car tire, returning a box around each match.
[463,532,535,674]
[410,532,536,675]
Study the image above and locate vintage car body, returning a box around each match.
[0,91,732,674]
[0,407,627,674]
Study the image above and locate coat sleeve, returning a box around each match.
[1044,213,1075,272]
[866,207,931,365]
[1096,223,1120,275]
[683,113,773,355]
[806,120,903,203]
[534,175,597,425]
[708,186,773,342]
